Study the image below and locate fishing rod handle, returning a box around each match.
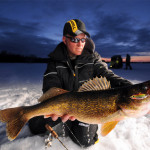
[45,124,58,138]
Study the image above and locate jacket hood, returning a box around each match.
[48,42,68,61]
[49,38,96,63]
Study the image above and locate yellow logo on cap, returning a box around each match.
[68,20,78,33]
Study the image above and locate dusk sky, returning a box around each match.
[0,0,150,61]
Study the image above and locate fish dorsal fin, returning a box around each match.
[38,87,69,102]
[78,76,111,92]
[101,121,119,136]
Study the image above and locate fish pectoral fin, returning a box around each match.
[101,121,119,136]
[38,87,69,102]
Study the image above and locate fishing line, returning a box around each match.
[64,122,84,149]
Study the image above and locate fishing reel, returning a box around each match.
[44,124,69,150]
[45,132,53,149]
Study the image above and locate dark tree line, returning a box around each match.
[0,51,49,63]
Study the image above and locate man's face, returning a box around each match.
[63,33,86,57]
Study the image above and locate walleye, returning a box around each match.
[0,77,150,141]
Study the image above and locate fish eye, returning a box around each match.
[130,95,135,99]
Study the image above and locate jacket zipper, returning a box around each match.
[66,61,75,76]
[74,65,79,91]
[66,61,78,91]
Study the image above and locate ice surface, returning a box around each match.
[0,63,150,150]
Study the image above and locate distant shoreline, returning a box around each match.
[0,61,150,63]
[1,51,150,63]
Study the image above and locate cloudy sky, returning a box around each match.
[0,0,150,61]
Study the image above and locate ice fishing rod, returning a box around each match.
[45,124,69,150]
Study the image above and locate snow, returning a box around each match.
[0,62,150,150]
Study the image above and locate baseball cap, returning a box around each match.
[63,19,90,37]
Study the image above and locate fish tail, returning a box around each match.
[0,107,28,141]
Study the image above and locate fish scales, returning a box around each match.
[24,90,120,124]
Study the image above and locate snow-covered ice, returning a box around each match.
[0,62,150,150]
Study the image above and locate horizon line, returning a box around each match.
[102,56,150,63]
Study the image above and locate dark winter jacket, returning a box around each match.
[43,38,132,93]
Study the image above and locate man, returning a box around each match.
[29,19,132,147]
[126,54,132,70]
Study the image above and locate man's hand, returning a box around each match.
[44,114,76,122]
[61,114,76,122]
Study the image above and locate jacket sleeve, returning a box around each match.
[42,60,62,93]
[93,52,133,88]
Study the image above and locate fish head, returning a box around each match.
[119,80,150,118]
[127,80,150,101]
